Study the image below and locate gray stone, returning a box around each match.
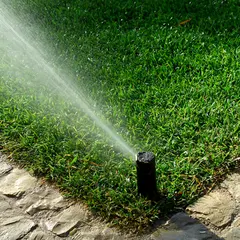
[0,194,11,211]
[0,161,13,177]
[0,154,131,240]
[16,188,40,209]
[28,229,55,240]
[224,228,240,240]
[17,186,68,215]
[168,212,198,228]
[221,173,240,204]
[0,215,36,240]
[233,217,240,227]
[1,215,24,225]
[151,213,220,240]
[0,168,37,197]
[74,226,122,240]
[187,189,236,227]
[151,229,198,240]
[45,205,90,236]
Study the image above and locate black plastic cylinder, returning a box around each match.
[136,152,158,200]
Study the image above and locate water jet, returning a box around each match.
[0,2,136,158]
[136,152,158,201]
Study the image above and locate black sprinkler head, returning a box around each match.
[136,152,158,201]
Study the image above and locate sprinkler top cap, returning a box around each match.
[137,152,155,163]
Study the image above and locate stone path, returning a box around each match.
[1,151,240,239]
[0,153,133,240]
[150,170,240,240]
[186,172,240,239]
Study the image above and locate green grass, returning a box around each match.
[1,0,240,232]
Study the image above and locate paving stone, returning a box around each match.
[28,229,55,240]
[0,194,11,211]
[0,168,37,197]
[151,212,221,240]
[224,228,240,240]
[74,226,123,240]
[17,186,68,215]
[187,189,236,228]
[0,215,36,240]
[0,160,13,177]
[221,173,240,204]
[233,217,240,227]
[1,215,24,225]
[45,205,90,236]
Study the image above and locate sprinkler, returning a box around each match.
[136,152,158,201]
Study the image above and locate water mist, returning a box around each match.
[0,2,136,158]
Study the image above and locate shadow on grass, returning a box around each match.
[4,0,240,36]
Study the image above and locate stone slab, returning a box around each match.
[187,189,236,227]
[0,215,36,240]
[28,229,56,240]
[17,186,68,215]
[45,205,90,236]
[74,226,124,240]
[224,228,240,240]
[0,160,13,177]
[0,168,37,197]
[233,217,240,227]
[221,173,240,205]
[0,194,11,211]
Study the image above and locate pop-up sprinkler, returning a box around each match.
[136,152,158,201]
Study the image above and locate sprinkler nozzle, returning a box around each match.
[136,152,158,200]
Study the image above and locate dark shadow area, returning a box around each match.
[4,0,240,39]
[149,212,224,240]
[27,0,240,35]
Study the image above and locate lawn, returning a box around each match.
[0,0,240,231]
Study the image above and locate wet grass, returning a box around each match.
[1,0,240,232]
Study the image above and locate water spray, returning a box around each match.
[0,2,136,158]
[0,3,159,201]
[136,152,158,201]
